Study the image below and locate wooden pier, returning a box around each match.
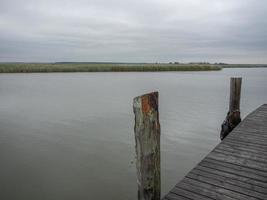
[162,104,267,200]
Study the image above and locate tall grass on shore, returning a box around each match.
[222,64,267,68]
[0,63,221,73]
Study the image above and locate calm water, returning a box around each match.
[0,68,267,200]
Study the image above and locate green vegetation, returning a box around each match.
[1,63,266,73]
[0,63,221,73]
[221,64,267,68]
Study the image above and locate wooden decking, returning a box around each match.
[163,104,267,200]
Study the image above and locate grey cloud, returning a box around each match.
[0,0,266,63]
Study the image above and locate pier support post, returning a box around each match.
[221,77,242,140]
[229,77,242,112]
[133,91,161,200]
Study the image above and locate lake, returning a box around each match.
[0,68,267,200]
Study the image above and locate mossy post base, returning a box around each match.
[133,92,161,200]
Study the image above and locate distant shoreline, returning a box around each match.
[221,64,267,68]
[0,63,266,73]
[0,63,221,73]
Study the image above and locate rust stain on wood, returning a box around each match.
[141,92,158,114]
[142,96,150,114]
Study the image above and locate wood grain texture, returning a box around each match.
[162,104,267,200]
[134,92,161,200]
[221,77,242,140]
[229,77,242,112]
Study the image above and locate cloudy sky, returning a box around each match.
[0,0,266,63]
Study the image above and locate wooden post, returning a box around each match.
[229,77,242,112]
[220,77,242,140]
[133,91,161,200]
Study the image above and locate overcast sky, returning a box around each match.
[0,0,266,63]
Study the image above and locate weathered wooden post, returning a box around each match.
[220,77,242,140]
[133,91,161,200]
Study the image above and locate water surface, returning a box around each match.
[0,68,267,199]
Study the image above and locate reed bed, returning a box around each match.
[0,63,221,73]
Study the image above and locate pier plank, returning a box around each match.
[162,104,267,200]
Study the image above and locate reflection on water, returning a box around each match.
[0,68,267,199]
